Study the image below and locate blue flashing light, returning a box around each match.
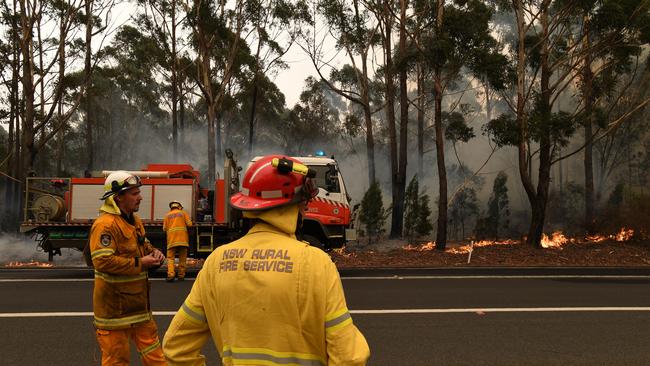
[315,150,326,157]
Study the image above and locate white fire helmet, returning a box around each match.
[101,171,142,200]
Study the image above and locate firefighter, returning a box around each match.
[163,200,193,282]
[163,155,370,365]
[89,170,167,366]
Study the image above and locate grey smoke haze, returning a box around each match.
[0,234,85,266]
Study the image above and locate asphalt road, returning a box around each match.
[1,267,650,365]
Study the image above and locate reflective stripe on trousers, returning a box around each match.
[95,319,166,366]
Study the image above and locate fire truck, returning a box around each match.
[20,150,357,261]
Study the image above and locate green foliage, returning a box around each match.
[403,176,420,241]
[449,187,479,240]
[547,182,585,231]
[484,107,577,149]
[527,97,577,148]
[419,0,511,91]
[482,114,518,147]
[607,181,625,208]
[403,175,433,241]
[283,77,342,155]
[415,194,433,237]
[447,164,485,195]
[444,111,475,143]
[0,125,7,161]
[317,0,378,52]
[476,171,510,241]
[359,181,386,245]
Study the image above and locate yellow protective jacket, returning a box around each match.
[163,205,370,366]
[163,209,193,249]
[90,205,156,330]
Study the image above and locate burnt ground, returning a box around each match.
[330,237,650,268]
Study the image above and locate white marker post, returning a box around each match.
[467,241,474,264]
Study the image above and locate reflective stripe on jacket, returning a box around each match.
[163,209,192,248]
[90,212,155,330]
[163,205,370,366]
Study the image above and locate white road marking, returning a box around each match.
[2,307,650,318]
[1,275,650,282]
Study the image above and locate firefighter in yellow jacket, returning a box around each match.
[163,200,193,282]
[89,170,167,366]
[163,155,370,366]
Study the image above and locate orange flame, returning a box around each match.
[446,245,472,254]
[585,234,607,242]
[5,260,54,268]
[332,247,356,258]
[541,231,569,248]
[615,228,634,242]
[403,242,436,251]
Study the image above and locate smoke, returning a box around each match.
[0,234,86,266]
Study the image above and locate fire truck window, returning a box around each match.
[311,166,340,193]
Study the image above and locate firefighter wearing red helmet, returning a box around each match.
[163,155,370,366]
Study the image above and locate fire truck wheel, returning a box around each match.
[302,234,324,250]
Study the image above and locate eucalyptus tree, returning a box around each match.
[565,0,650,232]
[185,0,248,183]
[487,0,649,246]
[0,0,19,178]
[138,0,187,159]
[245,0,310,156]
[70,25,168,165]
[415,0,509,249]
[11,0,106,177]
[306,0,381,186]
[283,76,342,155]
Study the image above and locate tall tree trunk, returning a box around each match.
[37,7,45,171]
[216,111,223,160]
[513,0,536,245]
[582,13,595,234]
[171,0,178,160]
[56,3,66,175]
[484,78,492,122]
[14,29,21,180]
[362,93,375,185]
[434,0,447,250]
[201,49,216,183]
[248,28,263,157]
[390,0,409,238]
[84,0,94,172]
[19,0,36,179]
[9,0,19,178]
[248,80,258,157]
[417,64,424,179]
[383,0,398,238]
[180,86,185,134]
[352,0,375,186]
[527,1,552,247]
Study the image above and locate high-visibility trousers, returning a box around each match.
[95,320,166,366]
[166,246,188,279]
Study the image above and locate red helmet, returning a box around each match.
[230,155,318,211]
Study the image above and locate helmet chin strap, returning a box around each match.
[295,211,304,236]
